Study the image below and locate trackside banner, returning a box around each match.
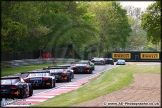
[140,53,159,59]
[112,53,131,59]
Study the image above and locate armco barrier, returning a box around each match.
[1,58,79,68]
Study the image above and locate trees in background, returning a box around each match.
[2,1,160,57]
[124,6,148,51]
[1,1,97,54]
[88,2,131,56]
[141,1,161,45]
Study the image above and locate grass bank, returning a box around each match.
[32,65,160,107]
[1,63,65,76]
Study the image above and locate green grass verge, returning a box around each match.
[1,63,65,76]
[32,65,160,107]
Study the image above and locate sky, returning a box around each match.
[120,1,155,11]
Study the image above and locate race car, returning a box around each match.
[43,66,73,82]
[71,62,93,74]
[91,57,106,65]
[21,70,55,88]
[116,59,126,65]
[1,76,33,99]
[77,60,95,70]
[104,58,114,65]
[47,66,74,79]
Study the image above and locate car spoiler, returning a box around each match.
[56,65,71,67]
[21,70,50,74]
[43,67,68,70]
[72,62,89,64]
[1,76,20,80]
[1,76,21,85]
[48,66,70,68]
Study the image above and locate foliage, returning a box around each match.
[88,2,131,56]
[141,1,161,45]
[124,6,148,51]
[143,41,161,51]
[1,1,98,54]
[3,1,158,57]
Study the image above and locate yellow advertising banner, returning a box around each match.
[140,53,159,59]
[112,53,131,59]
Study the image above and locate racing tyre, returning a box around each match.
[89,69,92,74]
[72,73,74,79]
[19,89,25,99]
[50,80,54,88]
[53,79,56,87]
[67,76,71,82]
[29,86,33,96]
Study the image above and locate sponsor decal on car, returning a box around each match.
[140,53,159,59]
[112,53,131,59]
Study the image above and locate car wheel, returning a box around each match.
[71,73,74,79]
[72,73,74,79]
[53,79,56,87]
[67,76,71,82]
[50,80,54,88]
[89,69,92,74]
[19,89,25,99]
[29,86,33,96]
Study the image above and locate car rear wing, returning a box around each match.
[1,76,20,80]
[1,76,21,85]
[43,67,68,70]
[21,70,50,74]
[71,62,89,64]
[48,66,70,68]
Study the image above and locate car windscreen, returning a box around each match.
[1,79,19,84]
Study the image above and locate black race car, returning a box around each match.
[43,66,73,82]
[48,66,74,79]
[52,65,75,78]
[74,60,95,70]
[104,58,114,65]
[91,57,106,65]
[1,76,33,99]
[71,62,93,74]
[21,70,55,88]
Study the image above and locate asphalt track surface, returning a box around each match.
[31,64,118,95]
[2,64,118,99]
[2,62,160,107]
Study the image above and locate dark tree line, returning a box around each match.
[5,1,160,57]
